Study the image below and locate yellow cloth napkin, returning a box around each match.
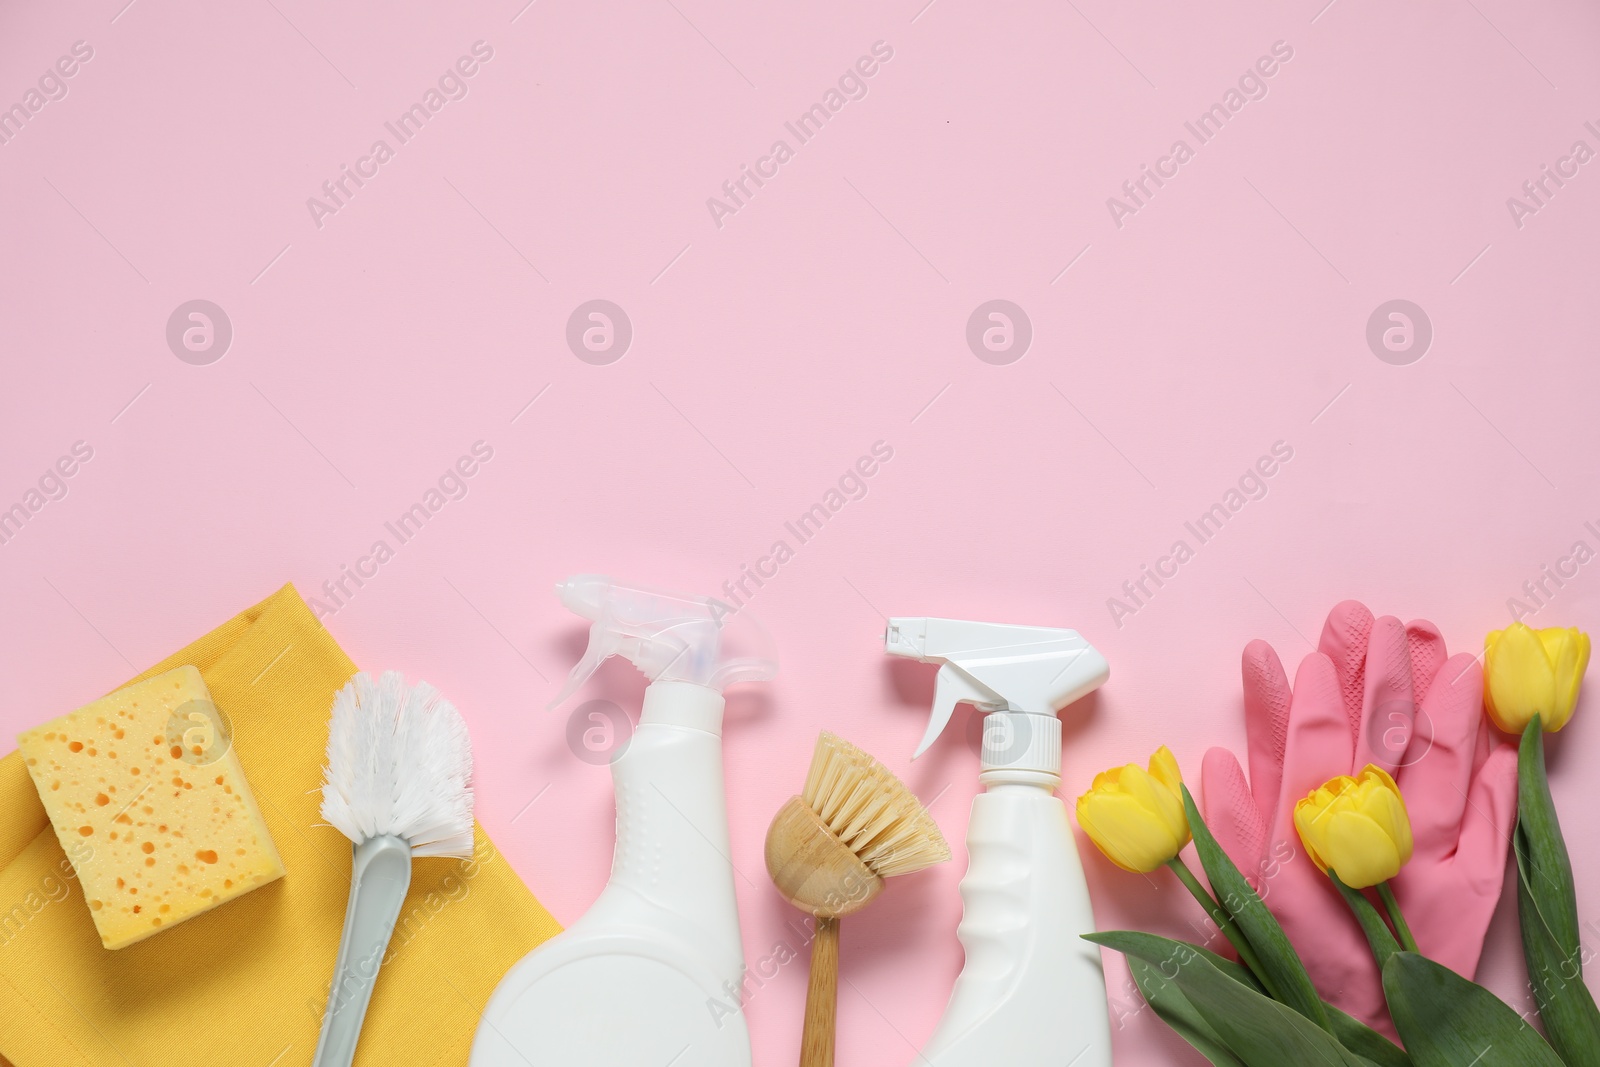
[0,585,561,1067]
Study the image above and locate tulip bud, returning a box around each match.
[1076,746,1190,873]
[1293,765,1413,890]
[1484,623,1590,734]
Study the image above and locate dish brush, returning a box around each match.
[765,731,950,1067]
[313,671,475,1067]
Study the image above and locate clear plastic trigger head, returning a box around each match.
[548,620,618,710]
[547,574,778,709]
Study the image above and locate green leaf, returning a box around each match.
[1189,931,1408,1067]
[1181,784,1331,1032]
[1329,871,1401,972]
[1182,970,1377,1067]
[1515,718,1600,1065]
[1517,855,1600,1066]
[1517,719,1579,952]
[1383,951,1563,1066]
[1325,1003,1411,1067]
[1088,927,1388,1067]
[1129,955,1248,1067]
[1086,929,1263,993]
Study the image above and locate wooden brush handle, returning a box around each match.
[800,915,840,1067]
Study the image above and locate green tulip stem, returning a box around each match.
[1376,882,1419,954]
[1165,857,1267,981]
[1329,871,1400,971]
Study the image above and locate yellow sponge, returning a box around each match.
[16,666,285,949]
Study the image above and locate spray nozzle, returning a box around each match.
[885,617,1109,765]
[548,575,778,709]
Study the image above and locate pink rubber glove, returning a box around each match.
[1201,601,1519,1030]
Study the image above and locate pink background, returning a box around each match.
[3,0,1599,1062]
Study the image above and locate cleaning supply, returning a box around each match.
[471,575,778,1067]
[15,665,285,949]
[0,585,561,1067]
[765,731,950,1067]
[313,671,476,1067]
[884,616,1113,1067]
[1200,600,1518,1029]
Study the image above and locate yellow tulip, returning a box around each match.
[1293,766,1413,890]
[1076,746,1190,873]
[1484,622,1590,733]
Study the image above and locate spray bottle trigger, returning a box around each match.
[913,664,1001,760]
[548,621,618,710]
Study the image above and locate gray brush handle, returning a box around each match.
[312,834,414,1067]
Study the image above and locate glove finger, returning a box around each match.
[1354,616,1416,775]
[1272,652,1352,849]
[1241,639,1291,821]
[1451,741,1518,894]
[1201,747,1269,884]
[1318,599,1376,733]
[1404,618,1449,705]
[1395,652,1484,862]
[1471,703,1495,777]
[1402,741,1518,978]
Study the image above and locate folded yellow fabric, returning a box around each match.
[0,585,561,1067]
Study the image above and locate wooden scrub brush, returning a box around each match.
[765,731,950,1067]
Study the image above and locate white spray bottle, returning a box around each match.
[471,575,777,1067]
[885,617,1112,1067]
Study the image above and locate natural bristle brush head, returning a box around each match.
[320,670,475,859]
[768,733,949,1067]
[765,731,951,918]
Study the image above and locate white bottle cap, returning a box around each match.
[980,711,1062,777]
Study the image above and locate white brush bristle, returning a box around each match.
[320,671,475,859]
[802,732,950,878]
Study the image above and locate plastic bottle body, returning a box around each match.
[915,776,1111,1067]
[471,682,751,1067]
